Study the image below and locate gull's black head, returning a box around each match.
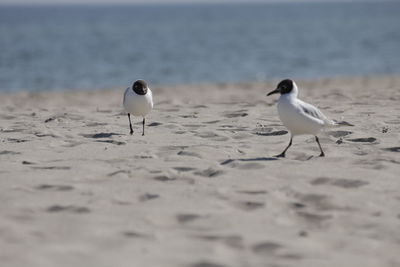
[267,79,294,96]
[277,79,294,94]
[132,80,148,95]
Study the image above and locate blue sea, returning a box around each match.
[0,2,399,92]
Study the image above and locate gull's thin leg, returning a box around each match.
[142,117,145,136]
[315,136,325,157]
[128,113,133,135]
[276,136,292,158]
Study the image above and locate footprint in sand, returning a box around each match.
[83,132,121,138]
[153,175,176,182]
[183,124,203,130]
[81,132,125,145]
[46,205,90,214]
[384,119,400,125]
[85,122,108,127]
[291,202,307,209]
[107,170,131,177]
[45,113,84,123]
[7,138,29,143]
[253,130,288,136]
[220,157,277,169]
[193,234,243,249]
[193,168,223,178]
[354,159,387,170]
[0,150,21,155]
[63,140,85,147]
[35,184,74,191]
[237,162,266,169]
[123,231,152,239]
[383,147,400,152]
[347,137,377,143]
[279,253,303,260]
[177,150,202,158]
[203,120,221,124]
[162,123,179,129]
[191,105,208,109]
[296,211,332,226]
[231,132,254,140]
[292,153,316,161]
[176,213,202,224]
[194,131,218,138]
[287,190,346,212]
[223,110,248,118]
[159,145,189,152]
[218,125,248,132]
[234,201,265,211]
[194,131,229,142]
[148,122,162,127]
[221,157,277,165]
[173,167,197,172]
[1,128,24,133]
[180,114,198,119]
[139,193,159,202]
[236,190,268,195]
[34,132,60,138]
[252,241,282,255]
[297,193,335,210]
[32,166,71,170]
[44,117,55,123]
[161,108,180,112]
[0,114,17,120]
[96,140,126,145]
[189,261,227,267]
[96,109,113,113]
[327,130,352,138]
[310,177,369,188]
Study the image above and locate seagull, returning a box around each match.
[267,79,335,157]
[123,79,153,136]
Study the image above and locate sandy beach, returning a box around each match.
[1,75,400,267]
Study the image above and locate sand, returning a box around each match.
[0,76,399,267]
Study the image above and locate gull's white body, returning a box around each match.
[277,82,334,136]
[123,87,153,117]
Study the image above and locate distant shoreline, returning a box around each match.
[0,74,398,95]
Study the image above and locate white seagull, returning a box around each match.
[123,79,153,136]
[267,79,335,157]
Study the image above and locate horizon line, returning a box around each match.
[0,0,392,7]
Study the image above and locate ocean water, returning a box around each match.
[0,2,399,92]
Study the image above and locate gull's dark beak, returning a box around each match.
[267,88,280,96]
